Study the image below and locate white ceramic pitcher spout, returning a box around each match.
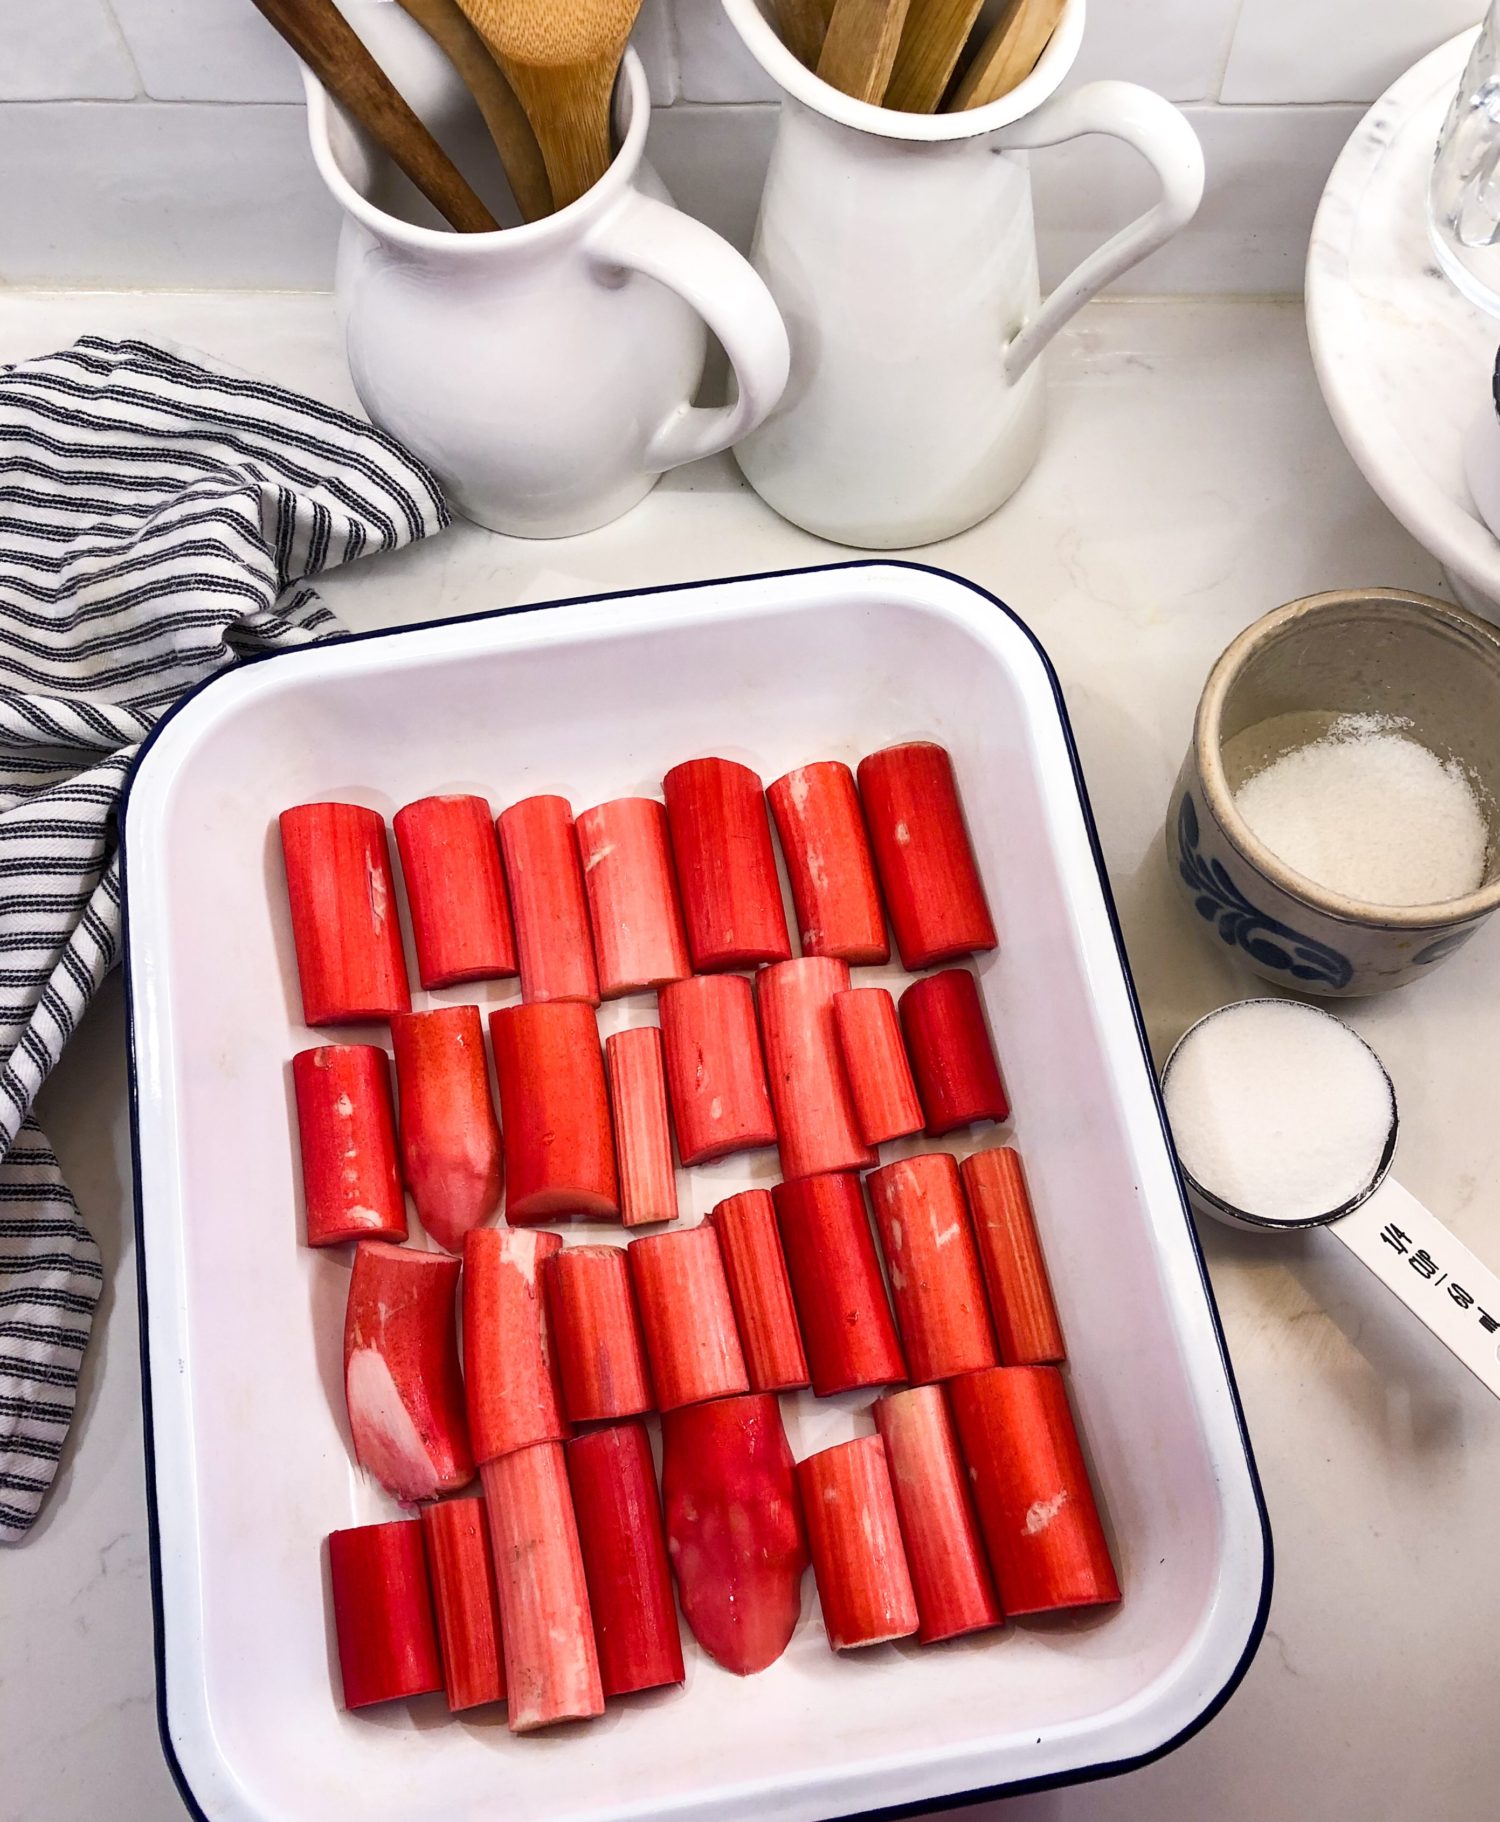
[304,15,789,539]
[721,0,1204,549]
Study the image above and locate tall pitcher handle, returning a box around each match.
[586,190,791,472]
[997,82,1204,384]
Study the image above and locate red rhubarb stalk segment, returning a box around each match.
[856,743,997,971]
[657,974,776,1165]
[421,1495,507,1711]
[832,987,924,1146]
[496,795,600,1005]
[328,1520,443,1708]
[463,1227,568,1463]
[961,1147,1066,1365]
[662,757,791,970]
[873,1386,1002,1643]
[949,1365,1120,1615]
[707,1188,809,1393]
[279,802,410,1025]
[343,1241,472,1501]
[545,1244,654,1423]
[866,1152,998,1384]
[766,761,888,964]
[292,1045,407,1247]
[757,956,874,1181]
[393,793,517,988]
[566,1422,685,1698]
[661,1393,807,1675]
[605,1027,678,1227]
[797,1436,919,1651]
[390,1006,501,1253]
[772,1173,905,1396]
[629,1226,749,1410]
[575,797,691,997]
[489,1002,618,1221]
[481,1443,605,1732]
[899,968,1010,1133]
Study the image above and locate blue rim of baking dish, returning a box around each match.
[118,557,1273,1822]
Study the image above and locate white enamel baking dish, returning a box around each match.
[123,561,1269,1822]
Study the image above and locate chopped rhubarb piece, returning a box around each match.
[798,1436,919,1650]
[496,794,599,1004]
[866,1152,998,1383]
[899,968,1009,1133]
[629,1226,749,1410]
[567,1423,685,1697]
[489,1002,618,1221]
[707,1188,809,1393]
[661,1393,807,1675]
[482,1443,604,1732]
[756,956,873,1180]
[393,793,516,988]
[545,1244,654,1423]
[606,1026,678,1227]
[390,1005,501,1253]
[279,801,410,1024]
[328,1519,443,1708]
[343,1241,471,1502]
[575,797,691,996]
[832,986,924,1146]
[772,1172,905,1396]
[463,1226,568,1463]
[421,1495,507,1711]
[662,757,791,970]
[949,1365,1119,1615]
[766,761,888,963]
[856,742,996,970]
[658,974,776,1164]
[292,1044,407,1246]
[874,1386,1002,1643]
[961,1147,1066,1365]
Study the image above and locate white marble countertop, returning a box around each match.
[4,290,1499,1822]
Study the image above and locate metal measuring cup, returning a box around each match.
[1162,1001,1500,1399]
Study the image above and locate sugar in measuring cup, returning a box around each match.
[1162,999,1500,1398]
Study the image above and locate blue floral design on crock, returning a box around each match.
[1413,928,1477,967]
[1177,793,1353,989]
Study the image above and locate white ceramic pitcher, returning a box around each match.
[303,21,789,539]
[721,0,1205,548]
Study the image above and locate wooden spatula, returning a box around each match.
[396,0,551,220]
[250,0,498,231]
[454,0,642,210]
[950,0,1065,109]
[883,0,984,111]
[816,0,914,103]
[773,0,835,69]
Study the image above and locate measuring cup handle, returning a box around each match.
[585,189,791,473]
[1334,1179,1500,1399]
[994,81,1205,385]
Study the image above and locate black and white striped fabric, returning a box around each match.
[0,335,446,1540]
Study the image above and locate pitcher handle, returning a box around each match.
[996,81,1205,384]
[586,190,791,472]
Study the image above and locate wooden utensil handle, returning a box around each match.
[951,0,1065,110]
[884,0,984,111]
[773,0,835,68]
[250,0,499,231]
[817,0,913,104]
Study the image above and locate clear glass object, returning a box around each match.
[1431,6,1500,316]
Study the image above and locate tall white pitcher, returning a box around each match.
[721,0,1205,548]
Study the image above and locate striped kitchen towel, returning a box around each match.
[0,334,446,1540]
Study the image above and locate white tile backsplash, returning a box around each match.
[675,0,781,103]
[0,0,138,101]
[109,0,302,101]
[1221,0,1478,104]
[1067,0,1245,102]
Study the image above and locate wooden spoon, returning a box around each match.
[883,0,984,111]
[950,0,1066,109]
[454,0,642,210]
[773,0,835,70]
[250,0,498,231]
[816,0,913,103]
[396,0,552,221]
